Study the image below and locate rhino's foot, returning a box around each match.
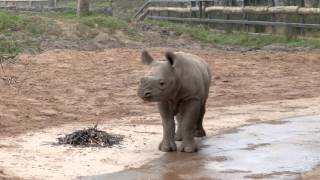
[174,132,183,141]
[178,141,198,153]
[159,140,177,152]
[194,129,206,137]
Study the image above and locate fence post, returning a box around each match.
[300,0,306,35]
[199,1,203,18]
[243,0,249,32]
[77,0,90,17]
[29,0,32,9]
[204,1,210,18]
[225,0,232,33]
[180,2,184,19]
[191,1,196,18]
[167,1,170,17]
[110,0,113,16]
[158,2,160,16]
[270,0,276,33]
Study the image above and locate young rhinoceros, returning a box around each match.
[137,50,211,153]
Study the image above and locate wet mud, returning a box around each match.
[81,115,320,180]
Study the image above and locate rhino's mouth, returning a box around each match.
[138,91,160,102]
[141,95,159,102]
[142,97,153,102]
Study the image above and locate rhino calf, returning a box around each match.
[137,50,211,153]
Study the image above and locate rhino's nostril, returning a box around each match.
[144,91,152,97]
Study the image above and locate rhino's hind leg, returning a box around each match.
[175,114,183,141]
[194,103,206,137]
[178,100,200,153]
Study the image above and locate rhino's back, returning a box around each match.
[175,52,211,99]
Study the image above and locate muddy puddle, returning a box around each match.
[80,115,320,180]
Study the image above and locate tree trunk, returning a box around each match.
[77,0,90,17]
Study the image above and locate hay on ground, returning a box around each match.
[57,127,124,147]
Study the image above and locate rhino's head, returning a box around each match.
[137,50,178,102]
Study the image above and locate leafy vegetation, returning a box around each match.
[0,10,137,55]
[80,15,128,32]
[0,11,63,55]
[0,9,320,56]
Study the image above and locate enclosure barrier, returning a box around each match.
[135,0,320,35]
[0,0,55,9]
[147,16,320,29]
[144,6,320,15]
[0,0,112,11]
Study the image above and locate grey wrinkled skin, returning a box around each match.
[137,50,212,153]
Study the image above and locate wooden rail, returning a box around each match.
[148,15,320,29]
[0,0,48,2]
[145,6,320,15]
[149,0,215,2]
[134,0,151,18]
[0,0,58,9]
[135,0,320,35]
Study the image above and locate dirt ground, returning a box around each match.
[1,47,320,136]
[1,47,320,179]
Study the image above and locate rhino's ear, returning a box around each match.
[141,50,154,65]
[165,51,176,67]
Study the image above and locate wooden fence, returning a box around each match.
[0,0,56,9]
[135,0,320,35]
[0,0,112,12]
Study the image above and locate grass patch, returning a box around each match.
[36,11,137,36]
[78,14,139,39]
[0,10,140,55]
[80,15,128,32]
[0,10,63,55]
[0,11,22,32]
[149,20,320,49]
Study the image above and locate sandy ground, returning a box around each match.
[302,166,320,180]
[1,48,320,179]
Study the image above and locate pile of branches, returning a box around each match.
[57,126,124,147]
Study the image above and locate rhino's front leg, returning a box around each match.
[178,99,200,153]
[175,113,183,141]
[158,101,177,152]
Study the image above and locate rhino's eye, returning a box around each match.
[159,81,165,86]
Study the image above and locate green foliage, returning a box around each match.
[0,11,63,36]
[0,10,63,55]
[1,9,319,56]
[24,17,62,36]
[62,0,77,8]
[0,39,20,54]
[80,15,128,32]
[75,23,99,39]
[41,11,135,35]
[47,10,78,19]
[0,10,138,55]
[0,11,22,32]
